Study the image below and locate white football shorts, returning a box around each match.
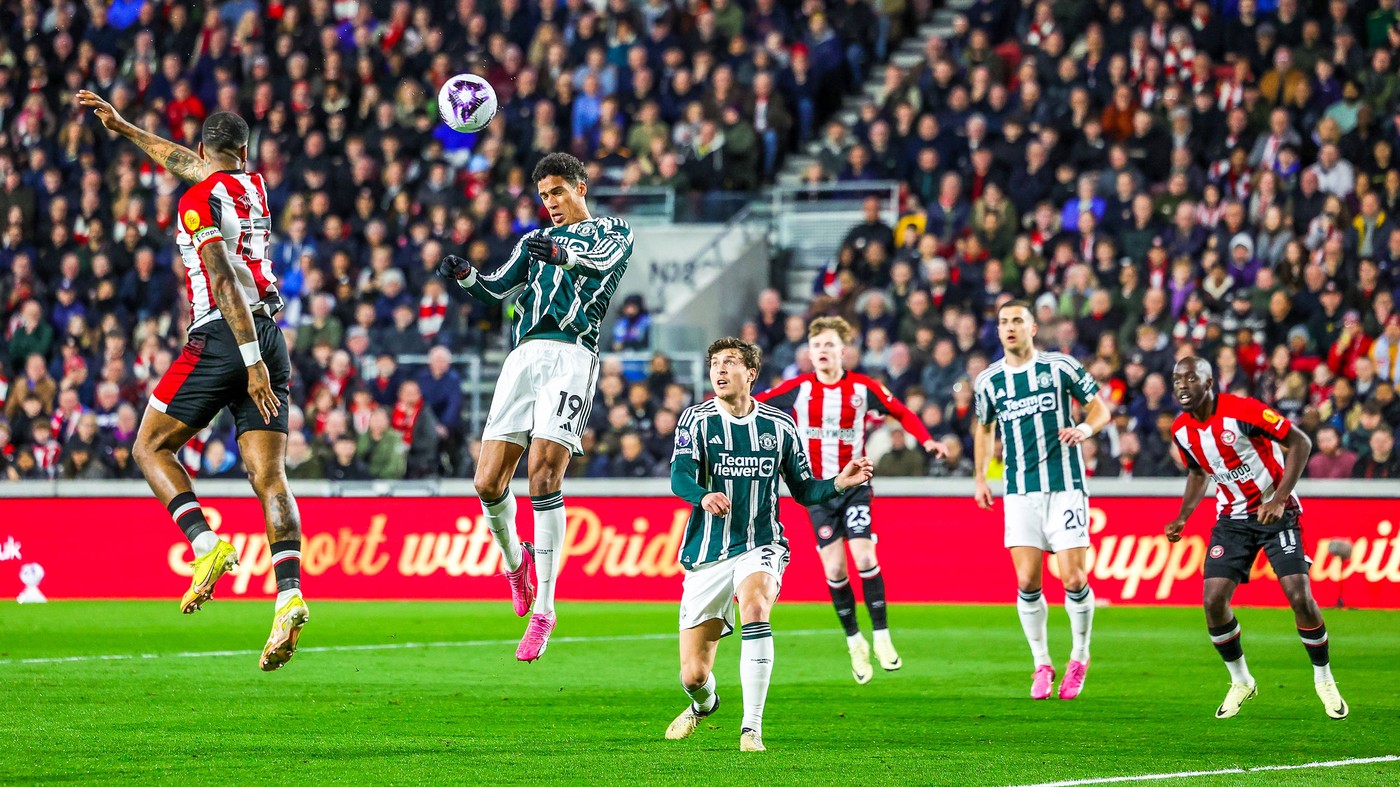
[1003,490,1091,553]
[482,339,599,456]
[678,544,790,635]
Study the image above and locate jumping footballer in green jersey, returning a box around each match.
[665,337,873,752]
[973,300,1110,701]
[437,153,634,663]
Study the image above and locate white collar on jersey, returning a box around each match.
[715,398,759,425]
[1002,349,1040,372]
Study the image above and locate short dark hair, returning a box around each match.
[201,112,249,156]
[532,152,587,186]
[997,299,1035,322]
[706,337,762,374]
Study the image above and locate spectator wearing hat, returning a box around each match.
[1308,280,1349,347]
[611,294,653,351]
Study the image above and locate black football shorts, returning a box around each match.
[807,485,874,548]
[150,314,291,436]
[1204,509,1310,584]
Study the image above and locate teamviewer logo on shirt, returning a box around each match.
[713,455,776,478]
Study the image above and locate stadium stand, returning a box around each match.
[1,0,1399,483]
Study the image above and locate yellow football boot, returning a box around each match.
[259,595,310,671]
[179,540,238,614]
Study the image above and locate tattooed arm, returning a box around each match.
[77,90,210,183]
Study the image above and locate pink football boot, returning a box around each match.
[516,612,557,662]
[1059,660,1088,700]
[1031,664,1056,700]
[505,542,536,617]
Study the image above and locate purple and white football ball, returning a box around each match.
[438,73,498,133]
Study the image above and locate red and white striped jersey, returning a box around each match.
[1171,394,1300,520]
[176,170,277,331]
[756,372,933,479]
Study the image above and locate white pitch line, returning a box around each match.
[0,628,831,667]
[1010,755,1400,787]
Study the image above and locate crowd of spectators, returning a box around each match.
[759,0,1400,479]
[0,0,915,481]
[5,0,1400,483]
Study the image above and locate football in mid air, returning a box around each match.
[438,73,498,133]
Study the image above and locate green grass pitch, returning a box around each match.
[1,601,1396,785]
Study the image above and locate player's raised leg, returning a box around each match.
[1056,544,1095,699]
[819,540,870,684]
[1010,546,1055,699]
[849,537,899,671]
[134,409,238,614]
[241,430,309,671]
[1203,577,1257,718]
[516,438,573,662]
[736,568,780,752]
[1279,572,1348,719]
[668,619,725,740]
[474,439,534,615]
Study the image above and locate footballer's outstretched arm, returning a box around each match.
[753,375,803,409]
[863,375,939,450]
[77,90,210,183]
[449,236,531,304]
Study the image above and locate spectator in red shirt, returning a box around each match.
[1307,425,1358,478]
[164,80,206,134]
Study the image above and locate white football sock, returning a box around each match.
[846,632,867,649]
[1064,585,1095,663]
[1225,656,1255,685]
[872,628,893,649]
[1017,589,1052,667]
[1314,663,1334,682]
[191,531,219,559]
[483,493,522,572]
[531,494,566,615]
[275,588,301,607]
[684,672,717,713]
[740,622,774,733]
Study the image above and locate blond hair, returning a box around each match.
[808,316,854,343]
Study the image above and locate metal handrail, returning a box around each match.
[587,186,675,223]
[390,352,484,434]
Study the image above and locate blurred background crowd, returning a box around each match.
[1,0,1399,483]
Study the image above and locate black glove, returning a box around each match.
[525,235,571,266]
[437,254,473,281]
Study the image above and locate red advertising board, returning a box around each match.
[1,496,1397,607]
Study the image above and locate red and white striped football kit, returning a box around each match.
[756,372,933,479]
[149,170,292,434]
[175,170,277,330]
[1171,394,1299,521]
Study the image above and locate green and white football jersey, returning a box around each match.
[459,217,633,354]
[974,351,1100,494]
[670,399,840,570]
